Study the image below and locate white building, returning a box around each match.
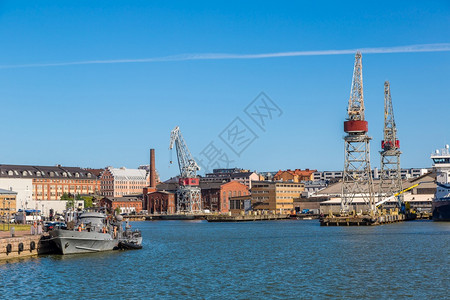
[0,178,33,211]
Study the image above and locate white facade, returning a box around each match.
[0,178,85,217]
[26,199,84,217]
[0,178,33,211]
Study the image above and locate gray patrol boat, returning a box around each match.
[49,211,142,255]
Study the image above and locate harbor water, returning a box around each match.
[0,220,449,299]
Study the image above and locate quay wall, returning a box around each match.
[0,234,42,260]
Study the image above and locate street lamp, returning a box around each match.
[8,200,10,231]
[2,199,5,231]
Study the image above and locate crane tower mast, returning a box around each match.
[169,126,202,213]
[379,81,402,200]
[341,52,375,213]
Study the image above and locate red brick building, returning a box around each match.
[145,191,176,214]
[201,181,249,213]
[100,196,143,214]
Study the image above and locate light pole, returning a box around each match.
[8,200,10,231]
[2,199,5,231]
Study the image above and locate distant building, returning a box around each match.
[251,181,305,214]
[301,181,328,198]
[144,191,176,214]
[0,164,100,200]
[0,177,33,212]
[138,165,160,184]
[313,168,432,181]
[201,181,250,213]
[84,168,104,179]
[202,168,259,189]
[229,195,252,214]
[273,169,317,182]
[0,188,17,217]
[258,172,277,181]
[317,172,436,214]
[100,196,143,214]
[100,167,149,197]
[0,164,99,216]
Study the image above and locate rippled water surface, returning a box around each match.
[1,220,449,299]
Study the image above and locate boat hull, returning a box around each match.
[432,201,450,221]
[49,229,119,255]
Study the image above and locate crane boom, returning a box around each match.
[169,126,200,178]
[347,51,365,121]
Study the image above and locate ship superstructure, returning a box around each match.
[431,144,450,221]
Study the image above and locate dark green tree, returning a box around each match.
[82,196,94,208]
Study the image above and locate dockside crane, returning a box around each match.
[379,81,402,202]
[169,126,202,213]
[341,52,375,213]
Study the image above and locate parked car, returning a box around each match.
[44,221,67,232]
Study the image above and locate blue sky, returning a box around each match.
[0,0,449,180]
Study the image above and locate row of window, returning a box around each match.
[7,170,92,178]
[276,184,304,188]
[277,190,302,194]
[34,179,97,184]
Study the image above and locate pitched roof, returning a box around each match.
[0,188,17,195]
[230,172,256,178]
[0,164,97,180]
[274,169,317,178]
[316,173,437,196]
[107,167,147,181]
[103,196,142,202]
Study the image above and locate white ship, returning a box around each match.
[431,145,450,221]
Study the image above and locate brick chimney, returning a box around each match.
[150,148,156,188]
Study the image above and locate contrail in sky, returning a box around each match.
[0,43,449,69]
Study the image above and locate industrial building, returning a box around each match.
[202,168,260,189]
[100,195,143,214]
[229,195,252,214]
[144,191,176,214]
[201,181,250,213]
[317,172,436,214]
[251,181,305,214]
[313,168,431,182]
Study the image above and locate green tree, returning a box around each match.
[114,206,121,215]
[65,198,75,210]
[62,193,75,209]
[82,196,94,208]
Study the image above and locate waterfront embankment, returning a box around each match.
[0,231,43,260]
